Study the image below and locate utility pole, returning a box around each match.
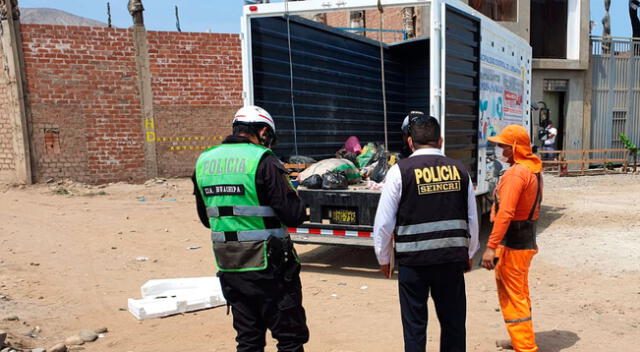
[128,0,144,26]
[401,7,415,38]
[602,0,611,53]
[128,0,158,179]
[631,0,640,54]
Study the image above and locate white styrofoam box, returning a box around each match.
[128,276,226,320]
[141,276,223,299]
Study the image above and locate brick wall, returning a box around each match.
[325,8,407,43]
[147,31,242,177]
[366,8,405,42]
[0,50,16,181]
[15,25,243,183]
[326,11,348,28]
[21,25,145,184]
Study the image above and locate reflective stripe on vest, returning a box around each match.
[211,228,288,242]
[396,236,470,253]
[396,219,468,236]
[206,205,277,218]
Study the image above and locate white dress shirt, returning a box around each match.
[373,148,480,265]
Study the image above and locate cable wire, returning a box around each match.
[285,0,299,156]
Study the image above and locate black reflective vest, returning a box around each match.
[395,154,470,266]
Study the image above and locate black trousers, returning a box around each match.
[398,262,466,352]
[218,263,309,352]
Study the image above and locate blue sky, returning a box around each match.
[19,1,636,37]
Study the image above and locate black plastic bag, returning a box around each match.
[370,156,389,183]
[289,155,317,164]
[336,148,360,168]
[301,174,323,189]
[321,171,348,190]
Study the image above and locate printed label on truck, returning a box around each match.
[479,54,525,146]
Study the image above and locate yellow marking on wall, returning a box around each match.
[144,118,156,143]
[148,136,226,151]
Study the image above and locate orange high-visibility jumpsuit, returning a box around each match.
[488,163,541,352]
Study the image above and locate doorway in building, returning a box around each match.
[542,79,568,150]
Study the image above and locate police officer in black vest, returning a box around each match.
[373,114,479,352]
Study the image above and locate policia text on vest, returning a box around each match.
[201,157,247,176]
[414,165,462,195]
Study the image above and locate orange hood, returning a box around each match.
[487,125,542,173]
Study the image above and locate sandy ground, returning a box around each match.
[1,173,639,351]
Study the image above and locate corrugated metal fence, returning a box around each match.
[591,37,640,156]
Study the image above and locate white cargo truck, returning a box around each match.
[240,0,532,246]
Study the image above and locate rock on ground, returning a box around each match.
[64,335,84,346]
[78,329,98,342]
[48,342,67,352]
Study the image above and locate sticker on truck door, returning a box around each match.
[479,54,525,144]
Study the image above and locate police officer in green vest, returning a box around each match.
[192,105,309,352]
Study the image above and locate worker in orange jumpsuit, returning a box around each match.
[481,125,542,352]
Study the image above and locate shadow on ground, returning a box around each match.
[297,203,565,277]
[537,205,567,234]
[298,245,383,279]
[298,213,496,277]
[536,330,580,352]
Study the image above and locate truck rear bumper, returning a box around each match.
[288,225,373,247]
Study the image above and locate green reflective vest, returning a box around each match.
[195,143,288,272]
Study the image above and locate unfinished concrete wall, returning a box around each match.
[532,70,588,151]
[0,47,16,182]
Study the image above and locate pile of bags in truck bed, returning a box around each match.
[292,136,398,190]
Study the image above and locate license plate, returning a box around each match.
[330,209,357,225]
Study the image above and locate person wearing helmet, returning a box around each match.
[192,105,309,351]
[481,125,543,352]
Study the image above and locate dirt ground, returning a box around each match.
[1,173,639,351]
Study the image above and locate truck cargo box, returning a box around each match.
[241,0,532,246]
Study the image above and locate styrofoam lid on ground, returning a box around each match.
[129,276,226,320]
[141,276,221,298]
